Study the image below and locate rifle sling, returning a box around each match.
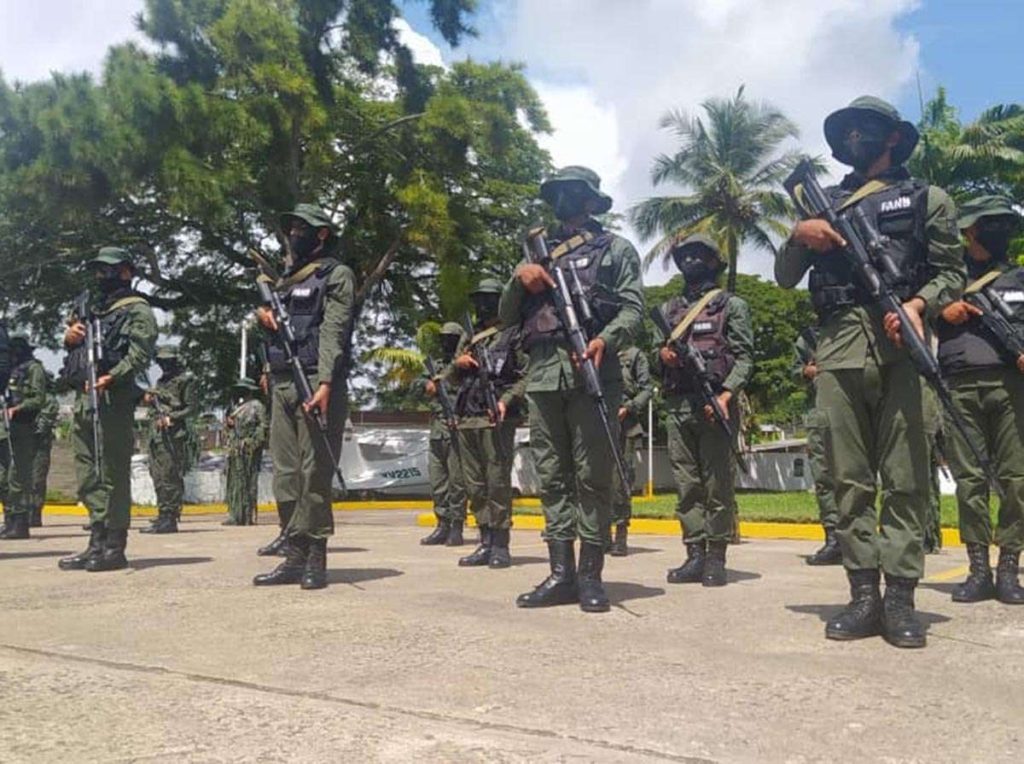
[668,289,723,343]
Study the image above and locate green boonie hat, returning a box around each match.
[440,322,463,336]
[231,377,261,393]
[280,203,336,235]
[155,345,179,360]
[89,246,134,267]
[8,333,31,347]
[823,96,920,167]
[671,233,726,265]
[471,278,504,295]
[539,165,613,215]
[957,195,1020,230]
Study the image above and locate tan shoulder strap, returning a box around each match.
[96,295,148,315]
[965,269,1004,295]
[836,179,890,212]
[470,326,499,346]
[549,230,595,260]
[277,259,327,290]
[669,289,723,342]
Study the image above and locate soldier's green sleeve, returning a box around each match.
[624,352,653,415]
[108,303,158,382]
[498,271,527,328]
[316,263,357,384]
[596,238,645,353]
[915,186,965,318]
[167,375,198,423]
[722,297,754,393]
[15,362,48,415]
[775,235,814,289]
[254,401,269,446]
[500,341,529,409]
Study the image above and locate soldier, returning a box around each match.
[655,235,754,587]
[140,346,198,534]
[937,195,1024,605]
[420,322,467,547]
[224,378,268,526]
[499,165,644,613]
[775,96,965,647]
[793,326,841,565]
[58,247,158,571]
[29,371,58,527]
[608,345,653,556]
[0,335,48,540]
[253,203,356,591]
[449,279,528,569]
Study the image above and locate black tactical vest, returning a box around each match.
[456,325,522,419]
[61,294,147,388]
[937,266,1024,374]
[522,229,618,348]
[266,260,337,374]
[660,291,735,396]
[809,179,930,319]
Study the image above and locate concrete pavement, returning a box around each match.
[1,511,1022,763]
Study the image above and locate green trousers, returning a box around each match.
[0,438,9,507]
[610,432,641,526]
[666,400,737,544]
[946,369,1024,553]
[816,357,930,579]
[528,384,622,546]
[72,390,137,530]
[148,431,188,518]
[226,446,263,525]
[6,421,39,516]
[806,408,839,529]
[269,376,346,540]
[458,421,515,530]
[31,430,53,513]
[428,431,466,522]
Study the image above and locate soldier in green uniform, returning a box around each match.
[499,166,644,613]
[655,235,754,587]
[608,345,653,556]
[140,346,198,534]
[29,371,59,527]
[224,378,268,526]
[937,195,1024,605]
[776,96,965,647]
[793,326,841,565]
[0,335,48,539]
[253,204,356,591]
[420,322,467,546]
[449,279,528,569]
[58,247,158,571]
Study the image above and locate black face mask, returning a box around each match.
[288,229,322,262]
[674,251,719,287]
[550,185,589,222]
[473,295,500,321]
[841,119,893,172]
[975,221,1015,260]
[94,265,125,295]
[157,361,179,377]
[440,335,460,358]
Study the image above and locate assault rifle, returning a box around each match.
[523,228,631,491]
[254,275,346,492]
[73,290,104,474]
[964,280,1024,364]
[650,306,750,474]
[461,313,503,425]
[146,389,176,448]
[784,159,1004,499]
[424,355,460,450]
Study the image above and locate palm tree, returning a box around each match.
[629,86,806,292]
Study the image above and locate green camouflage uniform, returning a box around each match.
[225,387,268,526]
[611,346,653,526]
[425,327,467,527]
[792,328,838,530]
[5,354,48,521]
[146,358,199,523]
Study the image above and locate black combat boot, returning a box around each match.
[951,543,995,603]
[30,506,42,528]
[257,502,294,556]
[488,527,511,569]
[667,541,705,584]
[140,513,178,534]
[86,528,129,572]
[517,540,578,608]
[995,549,1024,605]
[253,536,308,586]
[445,520,464,546]
[577,542,610,612]
[458,526,492,567]
[301,537,328,590]
[702,540,728,587]
[609,523,628,557]
[881,574,926,648]
[806,527,842,566]
[420,518,450,546]
[825,569,882,641]
[59,524,106,570]
[0,512,30,540]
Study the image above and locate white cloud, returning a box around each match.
[480,0,922,282]
[393,18,446,69]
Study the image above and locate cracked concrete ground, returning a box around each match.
[1,510,1022,763]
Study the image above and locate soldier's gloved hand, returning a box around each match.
[940,300,983,325]
[792,219,847,253]
[255,306,278,332]
[659,346,681,368]
[704,390,732,423]
[454,354,479,370]
[883,298,926,348]
[517,263,556,294]
[303,382,331,419]
[424,380,437,397]
[64,321,86,348]
[584,337,606,368]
